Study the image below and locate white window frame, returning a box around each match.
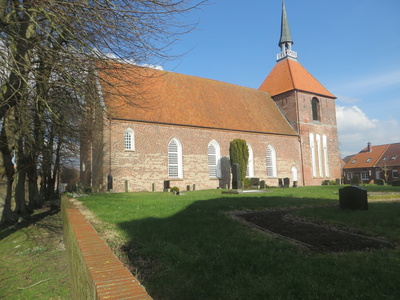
[208,140,221,178]
[246,143,254,178]
[360,172,368,180]
[316,134,323,178]
[323,135,329,177]
[266,145,277,177]
[393,169,399,179]
[291,166,298,182]
[168,138,183,178]
[310,133,317,177]
[124,128,135,151]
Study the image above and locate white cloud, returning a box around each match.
[336,105,400,157]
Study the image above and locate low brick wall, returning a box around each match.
[62,198,152,299]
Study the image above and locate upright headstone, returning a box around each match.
[335,178,342,185]
[152,183,155,192]
[292,181,298,188]
[278,178,283,188]
[125,180,129,192]
[232,163,240,190]
[107,174,113,191]
[192,184,196,191]
[250,177,260,189]
[339,186,368,210]
[260,180,266,189]
[283,177,290,188]
[164,180,170,192]
[187,185,191,191]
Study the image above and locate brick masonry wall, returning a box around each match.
[273,91,342,186]
[62,198,152,299]
[99,121,303,192]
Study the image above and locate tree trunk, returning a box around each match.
[27,161,41,209]
[0,124,16,225]
[14,164,29,215]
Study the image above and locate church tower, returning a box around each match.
[259,0,341,185]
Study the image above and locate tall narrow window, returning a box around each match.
[312,97,320,121]
[124,128,135,151]
[266,145,277,177]
[323,135,330,177]
[316,134,323,177]
[246,143,254,178]
[168,138,182,178]
[291,166,298,182]
[208,140,221,178]
[310,133,317,177]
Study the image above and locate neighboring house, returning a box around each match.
[80,2,342,192]
[343,143,400,184]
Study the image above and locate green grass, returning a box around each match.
[80,185,400,300]
[0,206,71,299]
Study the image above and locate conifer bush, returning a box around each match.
[229,139,249,183]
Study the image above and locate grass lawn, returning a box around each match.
[0,204,71,299]
[80,185,400,300]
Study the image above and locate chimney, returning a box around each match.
[367,142,372,152]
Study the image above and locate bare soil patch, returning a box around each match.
[232,206,396,253]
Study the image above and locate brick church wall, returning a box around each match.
[273,91,342,186]
[97,120,303,192]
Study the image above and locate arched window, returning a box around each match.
[310,133,317,177]
[124,128,135,151]
[168,138,183,178]
[291,166,298,182]
[316,134,323,177]
[266,145,277,177]
[312,97,320,121]
[323,135,330,177]
[246,143,254,178]
[208,140,221,178]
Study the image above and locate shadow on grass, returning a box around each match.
[0,202,61,242]
[112,193,400,300]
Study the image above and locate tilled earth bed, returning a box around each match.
[233,207,396,253]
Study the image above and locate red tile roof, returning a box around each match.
[344,144,388,169]
[259,59,336,98]
[343,143,400,169]
[375,143,400,167]
[97,63,298,136]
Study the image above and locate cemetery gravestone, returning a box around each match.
[232,163,241,189]
[339,186,368,210]
[250,178,260,189]
[260,180,266,189]
[283,177,290,188]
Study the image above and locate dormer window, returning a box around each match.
[391,155,397,160]
[383,156,389,161]
[311,97,320,122]
[366,158,371,163]
[351,159,357,164]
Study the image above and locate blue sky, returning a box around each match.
[161,0,400,157]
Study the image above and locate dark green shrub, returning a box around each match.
[170,186,180,193]
[229,139,249,183]
[244,178,251,188]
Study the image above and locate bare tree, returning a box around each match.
[0,0,206,225]
[380,163,392,184]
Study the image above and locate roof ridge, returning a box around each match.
[372,144,390,167]
[286,59,296,90]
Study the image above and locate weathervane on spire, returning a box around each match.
[277,0,297,61]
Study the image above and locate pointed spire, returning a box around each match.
[277,0,297,61]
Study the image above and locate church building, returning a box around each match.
[80,1,341,192]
